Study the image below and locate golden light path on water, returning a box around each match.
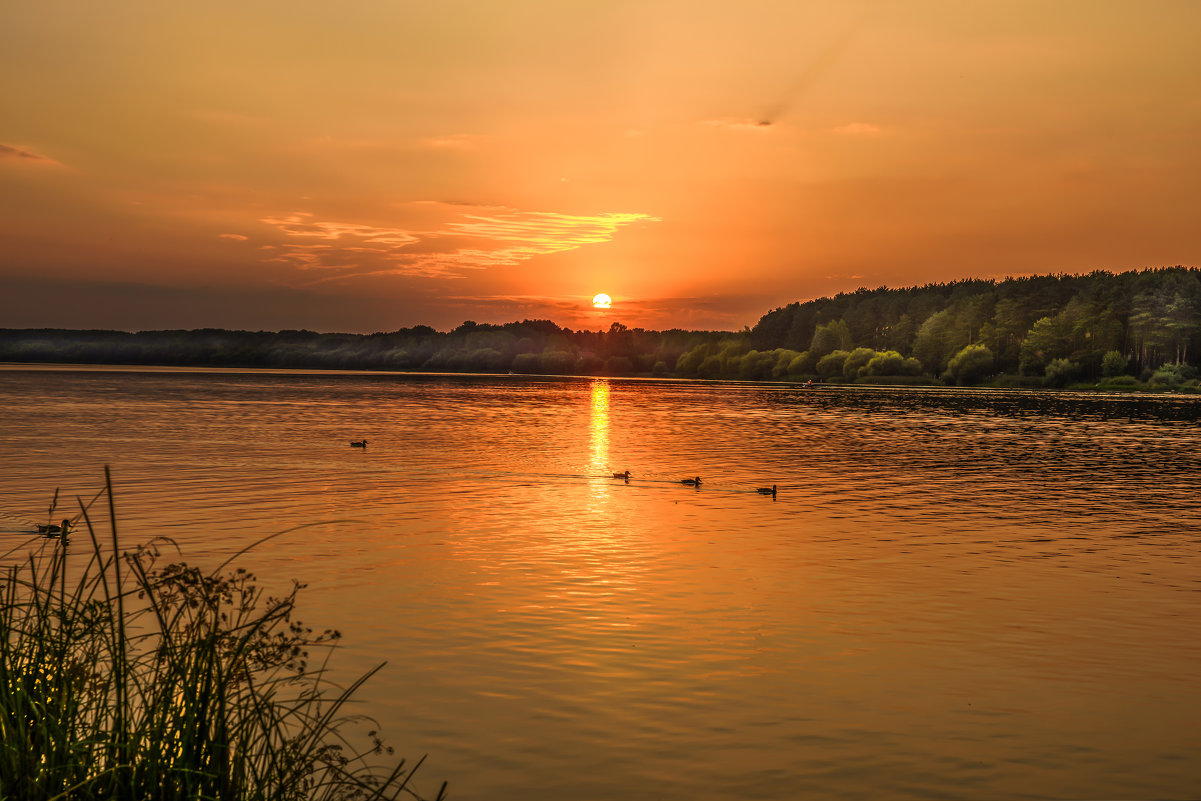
[588,380,610,509]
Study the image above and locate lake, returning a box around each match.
[1,365,1198,800]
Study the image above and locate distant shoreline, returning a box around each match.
[4,361,1196,396]
[5,266,1200,393]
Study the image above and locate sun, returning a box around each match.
[592,293,612,309]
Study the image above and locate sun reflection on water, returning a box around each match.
[588,380,610,505]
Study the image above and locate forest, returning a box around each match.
[2,267,1199,390]
[741,266,1200,389]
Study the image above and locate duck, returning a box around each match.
[37,519,72,535]
[350,440,368,448]
[680,476,702,486]
[611,470,631,480]
[757,485,778,496]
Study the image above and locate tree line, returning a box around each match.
[736,266,1200,388]
[2,267,1198,389]
[0,320,727,377]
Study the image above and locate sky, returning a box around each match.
[2,0,1199,333]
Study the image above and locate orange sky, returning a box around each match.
[3,1,1199,332]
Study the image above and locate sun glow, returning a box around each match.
[592,293,612,309]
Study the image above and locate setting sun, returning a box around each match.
[592,293,612,309]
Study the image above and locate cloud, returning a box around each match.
[218,233,249,241]
[259,208,660,281]
[0,144,60,165]
[831,123,882,136]
[411,199,510,210]
[442,293,584,317]
[606,295,763,328]
[260,213,421,247]
[445,211,655,249]
[701,118,776,132]
[421,134,482,149]
[758,6,874,125]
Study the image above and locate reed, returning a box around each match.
[0,470,445,801]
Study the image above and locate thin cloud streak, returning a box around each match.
[758,5,875,125]
[0,144,60,165]
[831,122,882,135]
[700,118,776,132]
[421,134,483,149]
[443,293,763,330]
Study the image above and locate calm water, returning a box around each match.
[1,366,1199,800]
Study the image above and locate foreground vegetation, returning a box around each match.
[2,266,1199,391]
[0,471,445,801]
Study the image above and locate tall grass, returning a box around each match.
[0,469,446,801]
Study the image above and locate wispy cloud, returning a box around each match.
[445,212,654,250]
[260,213,421,247]
[442,293,584,318]
[218,233,248,241]
[421,134,482,149]
[758,6,874,126]
[259,207,659,281]
[0,144,60,165]
[831,122,882,136]
[701,118,776,132]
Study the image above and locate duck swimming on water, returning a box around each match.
[757,485,777,496]
[350,440,368,448]
[37,519,72,535]
[612,470,631,480]
[680,477,702,486]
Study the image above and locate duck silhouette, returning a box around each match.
[350,440,368,448]
[680,477,702,486]
[757,485,777,496]
[612,470,631,480]
[37,519,71,535]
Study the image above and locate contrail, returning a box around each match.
[758,7,874,126]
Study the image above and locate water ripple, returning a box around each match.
[1,369,1199,800]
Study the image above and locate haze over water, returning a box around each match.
[2,366,1199,800]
